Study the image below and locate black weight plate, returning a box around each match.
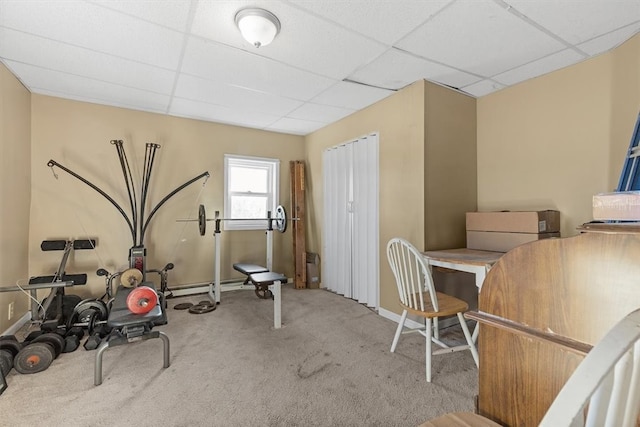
[14,342,55,374]
[198,300,215,307]
[32,333,65,358]
[87,310,99,336]
[255,288,273,300]
[174,302,194,310]
[0,335,18,342]
[74,299,108,322]
[77,308,98,324]
[0,339,22,358]
[199,204,206,236]
[0,349,13,377]
[188,303,216,314]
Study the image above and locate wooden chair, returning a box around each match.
[420,307,640,427]
[386,238,479,382]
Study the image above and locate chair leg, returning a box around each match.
[391,309,408,353]
[458,313,479,367]
[426,317,433,382]
[433,317,440,340]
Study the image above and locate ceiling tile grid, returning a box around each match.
[0,0,637,135]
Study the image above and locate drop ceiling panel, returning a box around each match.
[578,23,640,55]
[169,97,281,128]
[86,0,194,32]
[0,28,176,95]
[174,74,303,116]
[181,36,335,101]
[6,61,171,113]
[265,117,327,135]
[396,0,567,77]
[286,102,355,123]
[0,0,185,70]
[493,49,587,86]
[311,81,394,110]
[348,48,481,90]
[287,0,454,45]
[505,0,640,45]
[460,79,505,98]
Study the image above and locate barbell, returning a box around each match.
[178,204,293,236]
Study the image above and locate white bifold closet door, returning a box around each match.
[323,133,379,308]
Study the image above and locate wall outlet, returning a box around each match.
[8,302,14,320]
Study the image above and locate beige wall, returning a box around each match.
[0,63,31,331]
[305,80,426,313]
[478,34,640,235]
[29,95,305,299]
[424,82,477,250]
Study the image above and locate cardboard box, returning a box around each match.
[306,252,320,289]
[466,210,560,233]
[593,192,640,221]
[466,231,560,253]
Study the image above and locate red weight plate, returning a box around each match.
[126,286,158,314]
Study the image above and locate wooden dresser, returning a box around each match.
[468,225,640,426]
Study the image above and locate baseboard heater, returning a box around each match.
[167,279,253,298]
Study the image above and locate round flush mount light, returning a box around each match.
[234,8,281,48]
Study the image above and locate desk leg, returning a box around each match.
[471,265,490,343]
[269,281,281,329]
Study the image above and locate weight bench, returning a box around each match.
[248,272,287,329]
[94,283,170,386]
[233,263,268,284]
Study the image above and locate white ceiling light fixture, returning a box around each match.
[235,8,281,48]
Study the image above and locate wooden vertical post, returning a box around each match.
[290,160,306,289]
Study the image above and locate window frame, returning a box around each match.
[223,154,280,231]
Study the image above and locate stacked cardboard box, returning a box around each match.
[466,210,561,252]
[593,192,640,221]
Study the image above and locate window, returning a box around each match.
[224,154,279,230]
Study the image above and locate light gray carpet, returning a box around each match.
[0,286,478,427]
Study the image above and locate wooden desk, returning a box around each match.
[422,248,503,341]
[422,248,503,291]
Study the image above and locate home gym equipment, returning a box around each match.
[125,286,158,314]
[94,282,169,386]
[187,300,216,314]
[48,140,209,285]
[13,342,56,374]
[180,203,292,236]
[0,239,94,330]
[232,263,270,298]
[248,271,286,329]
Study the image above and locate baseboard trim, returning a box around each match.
[378,307,424,329]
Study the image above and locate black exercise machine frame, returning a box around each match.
[47,140,210,284]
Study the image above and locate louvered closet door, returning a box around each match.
[323,133,379,308]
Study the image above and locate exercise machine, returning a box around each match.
[48,140,209,290]
[0,239,95,329]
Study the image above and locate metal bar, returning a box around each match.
[112,140,138,245]
[140,143,160,245]
[47,159,135,244]
[140,171,210,243]
[0,281,76,293]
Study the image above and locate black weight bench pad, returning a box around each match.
[108,284,165,328]
[249,272,287,285]
[233,263,269,276]
[28,273,87,285]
